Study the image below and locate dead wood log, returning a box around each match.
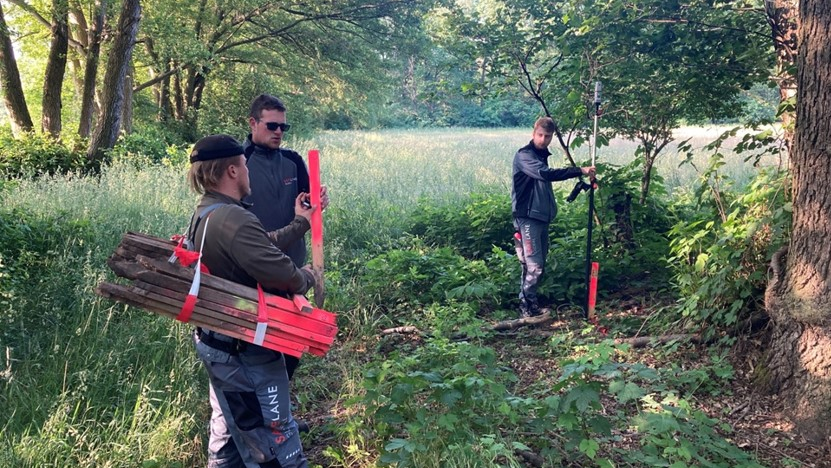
[614,333,704,348]
[381,326,423,336]
[380,312,558,337]
[516,449,545,467]
[492,312,555,331]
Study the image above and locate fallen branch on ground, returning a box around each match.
[380,326,423,336]
[614,333,704,348]
[380,312,558,337]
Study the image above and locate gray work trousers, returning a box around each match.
[195,330,308,468]
[514,217,549,312]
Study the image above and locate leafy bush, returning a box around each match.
[359,338,528,467]
[668,166,790,332]
[108,125,190,167]
[410,192,514,259]
[356,337,762,468]
[359,241,509,315]
[0,130,91,177]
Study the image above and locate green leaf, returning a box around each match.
[579,438,600,459]
[385,438,409,451]
[618,382,645,403]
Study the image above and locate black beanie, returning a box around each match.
[190,134,245,163]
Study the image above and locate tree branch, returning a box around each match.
[7,0,85,51]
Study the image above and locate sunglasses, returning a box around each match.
[262,121,291,132]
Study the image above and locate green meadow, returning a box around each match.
[0,127,781,467]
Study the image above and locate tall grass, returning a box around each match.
[1,162,206,467]
[0,126,776,467]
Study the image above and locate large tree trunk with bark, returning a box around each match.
[764,0,831,444]
[41,0,69,137]
[0,2,33,135]
[78,0,106,138]
[87,0,140,162]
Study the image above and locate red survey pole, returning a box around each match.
[308,149,325,307]
[587,262,599,320]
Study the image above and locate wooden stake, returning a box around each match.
[308,149,325,308]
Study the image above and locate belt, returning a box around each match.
[197,328,247,354]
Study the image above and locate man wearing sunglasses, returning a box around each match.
[244,94,329,268]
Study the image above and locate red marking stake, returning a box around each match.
[588,262,599,320]
[308,150,325,307]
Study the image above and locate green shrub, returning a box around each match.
[410,192,514,259]
[359,338,528,467]
[668,166,790,332]
[356,337,763,468]
[0,130,91,177]
[359,241,508,315]
[108,125,190,167]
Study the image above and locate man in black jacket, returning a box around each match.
[244,94,328,267]
[511,117,596,318]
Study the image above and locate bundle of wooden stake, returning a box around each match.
[96,232,338,358]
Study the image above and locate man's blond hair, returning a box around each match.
[534,117,556,133]
[188,157,237,194]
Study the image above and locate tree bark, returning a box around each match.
[78,0,106,138]
[87,0,140,162]
[41,0,70,137]
[610,191,634,249]
[172,64,185,120]
[765,0,799,151]
[0,1,33,135]
[764,0,831,443]
[121,61,134,135]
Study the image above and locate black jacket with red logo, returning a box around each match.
[511,141,583,223]
[243,136,310,266]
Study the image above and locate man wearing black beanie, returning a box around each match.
[187,134,316,468]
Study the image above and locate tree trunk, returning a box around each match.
[158,70,172,121]
[181,67,206,140]
[639,151,655,205]
[0,2,33,135]
[764,0,831,443]
[610,191,634,249]
[121,61,134,135]
[41,0,69,137]
[172,65,184,120]
[87,0,140,162]
[78,0,106,138]
[765,0,799,151]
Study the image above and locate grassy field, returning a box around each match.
[0,126,783,467]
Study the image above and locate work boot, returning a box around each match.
[519,299,533,319]
[519,298,541,318]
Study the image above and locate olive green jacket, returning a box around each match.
[188,192,314,295]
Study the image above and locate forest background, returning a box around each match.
[2,0,830,467]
